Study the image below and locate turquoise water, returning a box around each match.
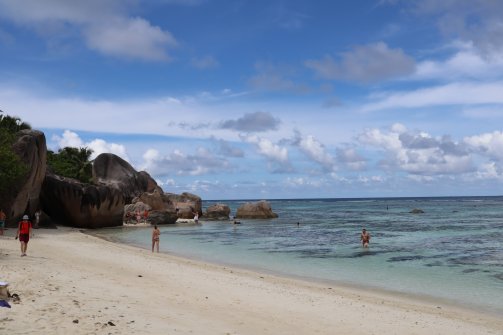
[97,197,503,313]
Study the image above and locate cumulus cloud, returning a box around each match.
[291,131,335,171]
[140,147,231,176]
[220,111,280,132]
[464,131,503,161]
[0,0,177,61]
[241,134,291,172]
[336,148,367,171]
[305,42,416,84]
[357,124,474,175]
[52,130,129,161]
[84,17,177,61]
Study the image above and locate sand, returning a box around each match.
[1,227,501,335]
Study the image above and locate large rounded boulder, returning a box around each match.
[92,153,158,202]
[235,200,278,219]
[205,204,231,220]
[40,172,124,228]
[7,130,47,224]
[40,153,159,228]
[163,192,202,218]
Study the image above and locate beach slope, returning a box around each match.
[1,228,501,334]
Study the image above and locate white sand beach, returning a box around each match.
[1,227,501,335]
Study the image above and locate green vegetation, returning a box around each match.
[0,113,31,201]
[47,147,94,183]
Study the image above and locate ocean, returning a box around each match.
[96,196,503,314]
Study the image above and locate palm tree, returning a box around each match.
[0,113,31,133]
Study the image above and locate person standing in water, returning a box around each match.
[16,215,33,256]
[360,228,370,248]
[152,225,160,252]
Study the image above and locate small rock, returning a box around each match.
[73,319,79,324]
[108,321,115,326]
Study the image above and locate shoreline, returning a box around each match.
[90,226,503,318]
[1,227,502,334]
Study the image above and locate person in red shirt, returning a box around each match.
[16,215,33,256]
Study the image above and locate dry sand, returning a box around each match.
[1,227,501,335]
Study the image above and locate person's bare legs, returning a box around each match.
[152,240,155,252]
[20,242,27,256]
[156,240,159,253]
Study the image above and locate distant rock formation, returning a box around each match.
[410,208,424,214]
[164,192,202,219]
[7,130,47,224]
[128,194,178,225]
[40,172,125,228]
[205,203,231,220]
[235,200,278,219]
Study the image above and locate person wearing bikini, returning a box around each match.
[152,225,160,252]
[16,215,33,256]
[360,228,370,248]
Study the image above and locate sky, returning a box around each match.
[1,0,503,200]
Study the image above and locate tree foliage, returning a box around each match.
[47,147,94,183]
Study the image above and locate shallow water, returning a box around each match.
[97,197,503,313]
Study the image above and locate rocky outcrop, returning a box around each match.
[39,153,161,229]
[148,210,178,225]
[164,192,202,218]
[410,208,424,214]
[7,130,47,224]
[235,200,278,219]
[92,153,158,203]
[135,189,166,211]
[205,204,231,220]
[40,172,125,228]
[125,196,178,225]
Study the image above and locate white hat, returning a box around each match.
[22,215,29,220]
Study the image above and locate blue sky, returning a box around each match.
[2,0,503,199]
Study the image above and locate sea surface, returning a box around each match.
[96,197,503,314]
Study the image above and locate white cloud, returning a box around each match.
[405,0,503,56]
[241,134,291,172]
[0,0,177,61]
[84,17,177,61]
[357,125,474,176]
[336,148,366,171]
[464,131,503,161]
[292,131,335,171]
[140,147,231,176]
[413,44,503,82]
[362,81,503,112]
[305,42,416,84]
[52,129,130,161]
[53,129,83,148]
